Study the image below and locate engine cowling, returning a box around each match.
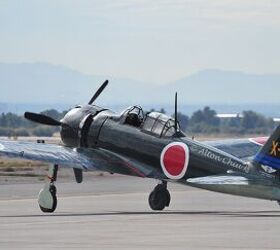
[60,105,106,147]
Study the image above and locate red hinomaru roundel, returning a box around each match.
[160,142,190,180]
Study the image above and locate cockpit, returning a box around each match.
[120,106,145,127]
[141,112,179,137]
[120,106,179,138]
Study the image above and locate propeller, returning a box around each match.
[174,92,178,132]
[24,112,62,126]
[88,80,108,105]
[24,80,109,126]
[173,92,186,137]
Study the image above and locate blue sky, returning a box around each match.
[0,0,279,83]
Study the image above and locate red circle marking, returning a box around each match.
[163,145,186,176]
[160,142,189,179]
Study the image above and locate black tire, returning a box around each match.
[165,189,171,207]
[154,184,171,207]
[39,197,57,213]
[148,186,170,211]
[49,185,57,196]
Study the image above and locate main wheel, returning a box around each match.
[38,184,57,213]
[148,184,171,211]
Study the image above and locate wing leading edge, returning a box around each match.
[0,140,95,170]
[0,140,163,178]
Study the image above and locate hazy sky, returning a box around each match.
[0,0,279,83]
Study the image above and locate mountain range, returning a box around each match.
[0,62,280,115]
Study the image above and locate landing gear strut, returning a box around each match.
[38,165,58,213]
[149,181,170,211]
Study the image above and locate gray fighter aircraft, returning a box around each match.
[0,81,279,213]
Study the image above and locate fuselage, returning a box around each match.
[58,105,268,184]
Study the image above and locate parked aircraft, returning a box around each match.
[0,81,279,213]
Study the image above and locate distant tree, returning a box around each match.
[0,127,13,136]
[0,110,64,136]
[172,112,189,132]
[159,108,166,114]
[0,113,23,128]
[242,111,263,130]
[190,107,219,126]
[0,113,7,127]
[203,107,220,126]
[188,106,220,133]
[227,117,242,128]
[220,116,242,134]
[15,128,30,137]
[41,109,63,120]
[32,126,56,137]
[241,110,274,134]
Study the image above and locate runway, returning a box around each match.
[0,175,280,249]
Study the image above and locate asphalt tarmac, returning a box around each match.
[0,175,280,249]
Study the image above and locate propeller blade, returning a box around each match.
[24,112,62,126]
[88,80,109,105]
[174,92,178,131]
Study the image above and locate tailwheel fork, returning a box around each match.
[148,181,171,211]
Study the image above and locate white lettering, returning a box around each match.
[196,146,247,172]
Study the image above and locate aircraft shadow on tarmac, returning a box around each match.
[1,210,280,218]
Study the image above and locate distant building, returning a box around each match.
[216,113,280,124]
[216,113,243,119]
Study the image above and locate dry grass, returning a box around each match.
[0,159,48,169]
[0,159,48,179]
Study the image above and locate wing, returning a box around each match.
[0,140,95,170]
[186,173,280,200]
[204,137,267,160]
[0,140,163,178]
[187,174,251,185]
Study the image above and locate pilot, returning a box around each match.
[125,113,142,127]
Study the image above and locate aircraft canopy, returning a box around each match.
[141,112,178,137]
